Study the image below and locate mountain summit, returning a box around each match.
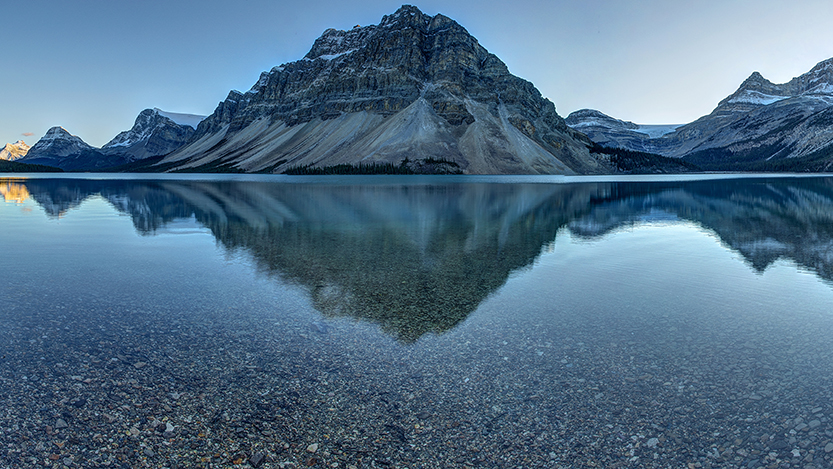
[101,108,201,161]
[160,5,606,174]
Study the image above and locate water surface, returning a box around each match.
[2,174,833,468]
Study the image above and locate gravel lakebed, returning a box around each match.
[3,276,833,469]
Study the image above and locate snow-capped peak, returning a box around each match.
[25,126,94,157]
[42,126,73,140]
[0,140,30,161]
[721,57,833,109]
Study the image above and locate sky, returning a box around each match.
[3,0,833,148]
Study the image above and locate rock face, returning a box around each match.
[0,140,30,161]
[102,108,200,161]
[161,5,606,174]
[567,58,833,171]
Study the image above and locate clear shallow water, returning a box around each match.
[1,175,833,468]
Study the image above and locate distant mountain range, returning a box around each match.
[567,58,833,171]
[18,109,202,171]
[7,5,833,174]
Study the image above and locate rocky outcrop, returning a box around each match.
[567,58,833,171]
[0,140,30,161]
[102,108,200,161]
[161,5,607,175]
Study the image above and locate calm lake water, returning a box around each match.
[2,174,833,469]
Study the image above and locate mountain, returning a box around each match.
[0,140,30,161]
[567,58,833,171]
[565,109,680,154]
[19,109,204,171]
[158,5,607,175]
[18,127,112,170]
[101,108,201,161]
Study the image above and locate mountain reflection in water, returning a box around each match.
[8,176,833,341]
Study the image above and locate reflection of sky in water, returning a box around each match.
[2,175,833,467]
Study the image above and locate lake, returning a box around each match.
[2,174,833,469]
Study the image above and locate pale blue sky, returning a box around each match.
[3,0,833,148]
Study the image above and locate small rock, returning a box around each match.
[54,418,68,429]
[306,443,319,453]
[165,422,175,433]
[133,361,147,369]
[825,442,833,453]
[249,451,266,468]
[771,439,788,450]
[129,427,140,436]
[646,437,659,448]
[311,321,330,334]
[809,420,821,429]
[143,448,155,457]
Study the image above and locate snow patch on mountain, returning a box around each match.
[154,108,205,129]
[728,90,790,106]
[631,124,683,138]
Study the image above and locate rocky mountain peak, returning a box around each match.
[29,127,93,154]
[18,126,100,169]
[717,71,786,109]
[380,4,431,28]
[792,57,833,96]
[43,126,72,139]
[101,108,199,160]
[740,71,777,91]
[719,58,833,110]
[0,140,30,161]
[168,4,604,175]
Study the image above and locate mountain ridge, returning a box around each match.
[566,56,833,171]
